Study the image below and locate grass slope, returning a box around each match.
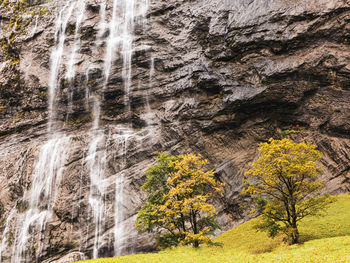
[78,194,350,263]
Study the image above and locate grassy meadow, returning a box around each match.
[77,194,350,263]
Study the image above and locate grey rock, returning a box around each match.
[0,0,349,262]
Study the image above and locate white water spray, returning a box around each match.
[97,1,107,44]
[85,91,106,259]
[113,174,125,256]
[1,0,152,261]
[48,1,76,131]
[113,127,133,256]
[85,0,149,258]
[31,15,39,36]
[11,136,69,262]
[86,124,109,258]
[66,0,86,80]
[0,209,15,262]
[8,2,77,261]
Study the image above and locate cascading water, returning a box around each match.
[11,137,69,263]
[30,15,39,36]
[1,0,152,261]
[144,56,156,126]
[66,0,86,81]
[3,2,76,262]
[85,0,149,258]
[97,1,107,45]
[84,89,108,258]
[103,0,142,104]
[0,209,15,262]
[114,175,125,256]
[48,1,76,132]
[113,127,133,256]
[66,0,86,119]
[86,129,108,259]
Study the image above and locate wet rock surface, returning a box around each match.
[0,0,349,262]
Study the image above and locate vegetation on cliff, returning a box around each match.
[0,0,48,111]
[0,0,48,64]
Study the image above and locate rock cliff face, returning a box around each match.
[0,0,349,262]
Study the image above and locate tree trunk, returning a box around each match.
[290,201,299,244]
[192,211,199,248]
[290,206,299,244]
[291,225,299,244]
[180,213,186,233]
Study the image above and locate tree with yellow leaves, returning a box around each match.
[243,138,332,244]
[136,152,224,248]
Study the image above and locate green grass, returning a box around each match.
[77,194,350,263]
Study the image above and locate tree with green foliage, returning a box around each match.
[136,152,224,248]
[242,138,332,244]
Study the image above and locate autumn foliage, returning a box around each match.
[136,153,224,248]
[243,138,332,244]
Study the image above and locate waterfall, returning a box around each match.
[85,0,149,258]
[85,67,105,259]
[113,127,133,256]
[97,1,107,45]
[103,0,138,103]
[30,15,39,36]
[120,0,135,111]
[86,128,108,259]
[144,56,156,126]
[66,0,86,80]
[48,1,76,131]
[11,137,69,262]
[1,0,151,261]
[0,209,15,262]
[7,1,76,261]
[66,0,86,119]
[114,175,125,256]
